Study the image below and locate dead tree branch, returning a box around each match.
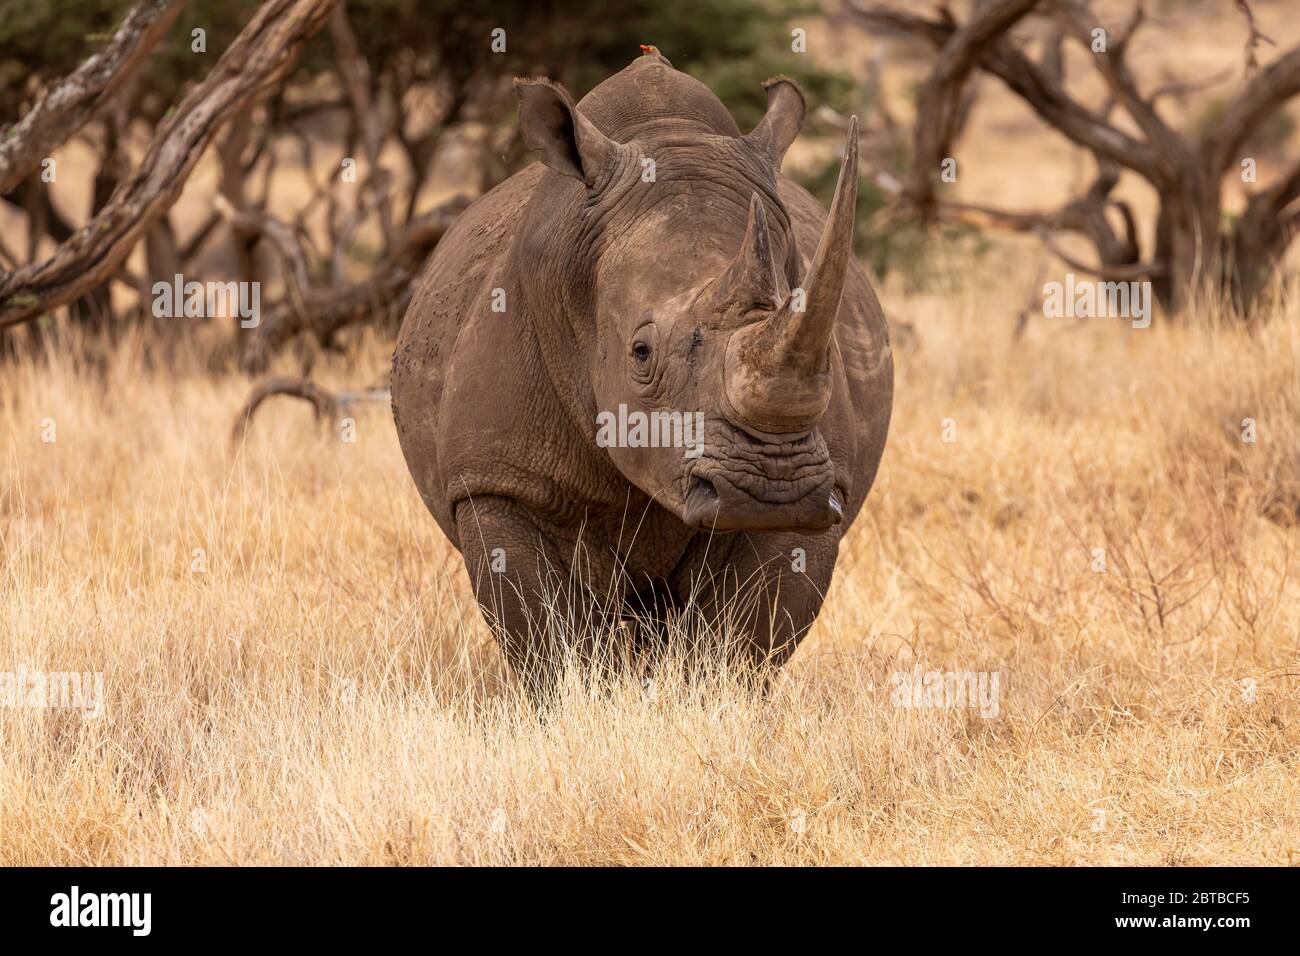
[1235,0,1276,74]
[213,193,311,296]
[231,376,390,442]
[0,0,341,330]
[1201,44,1300,178]
[848,0,1164,184]
[238,193,469,372]
[0,0,187,196]
[845,0,1300,315]
[907,0,1039,217]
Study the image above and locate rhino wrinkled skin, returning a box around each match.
[392,50,892,699]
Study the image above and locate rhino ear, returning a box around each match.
[514,78,617,186]
[746,76,806,169]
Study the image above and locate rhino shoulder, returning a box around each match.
[393,165,551,541]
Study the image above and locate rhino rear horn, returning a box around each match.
[712,193,779,308]
[514,78,618,186]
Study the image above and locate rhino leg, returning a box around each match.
[669,530,840,672]
[453,496,622,704]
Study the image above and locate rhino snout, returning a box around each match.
[680,427,840,533]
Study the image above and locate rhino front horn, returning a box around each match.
[724,115,858,435]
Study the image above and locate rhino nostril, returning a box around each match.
[688,475,719,503]
[682,474,724,529]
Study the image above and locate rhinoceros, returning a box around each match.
[392,50,892,700]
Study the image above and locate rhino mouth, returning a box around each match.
[679,426,841,533]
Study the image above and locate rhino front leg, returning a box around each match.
[453,495,614,704]
[670,530,840,672]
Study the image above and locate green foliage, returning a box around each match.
[0,0,127,119]
[0,0,132,80]
[340,0,855,140]
[1,0,851,132]
[551,0,855,128]
[0,0,264,122]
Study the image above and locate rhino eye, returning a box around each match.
[632,341,652,363]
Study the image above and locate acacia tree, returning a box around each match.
[1,0,851,380]
[846,0,1300,317]
[0,0,341,334]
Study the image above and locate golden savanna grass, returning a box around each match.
[2,243,1298,865]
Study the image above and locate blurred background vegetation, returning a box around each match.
[0,0,857,177]
[8,0,1297,360]
[5,0,941,360]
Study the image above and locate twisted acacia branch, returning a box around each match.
[0,0,341,329]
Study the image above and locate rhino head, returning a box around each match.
[514,59,858,534]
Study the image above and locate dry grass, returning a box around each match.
[2,249,1299,865]
[4,0,1299,868]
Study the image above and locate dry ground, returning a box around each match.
[2,243,1298,864]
